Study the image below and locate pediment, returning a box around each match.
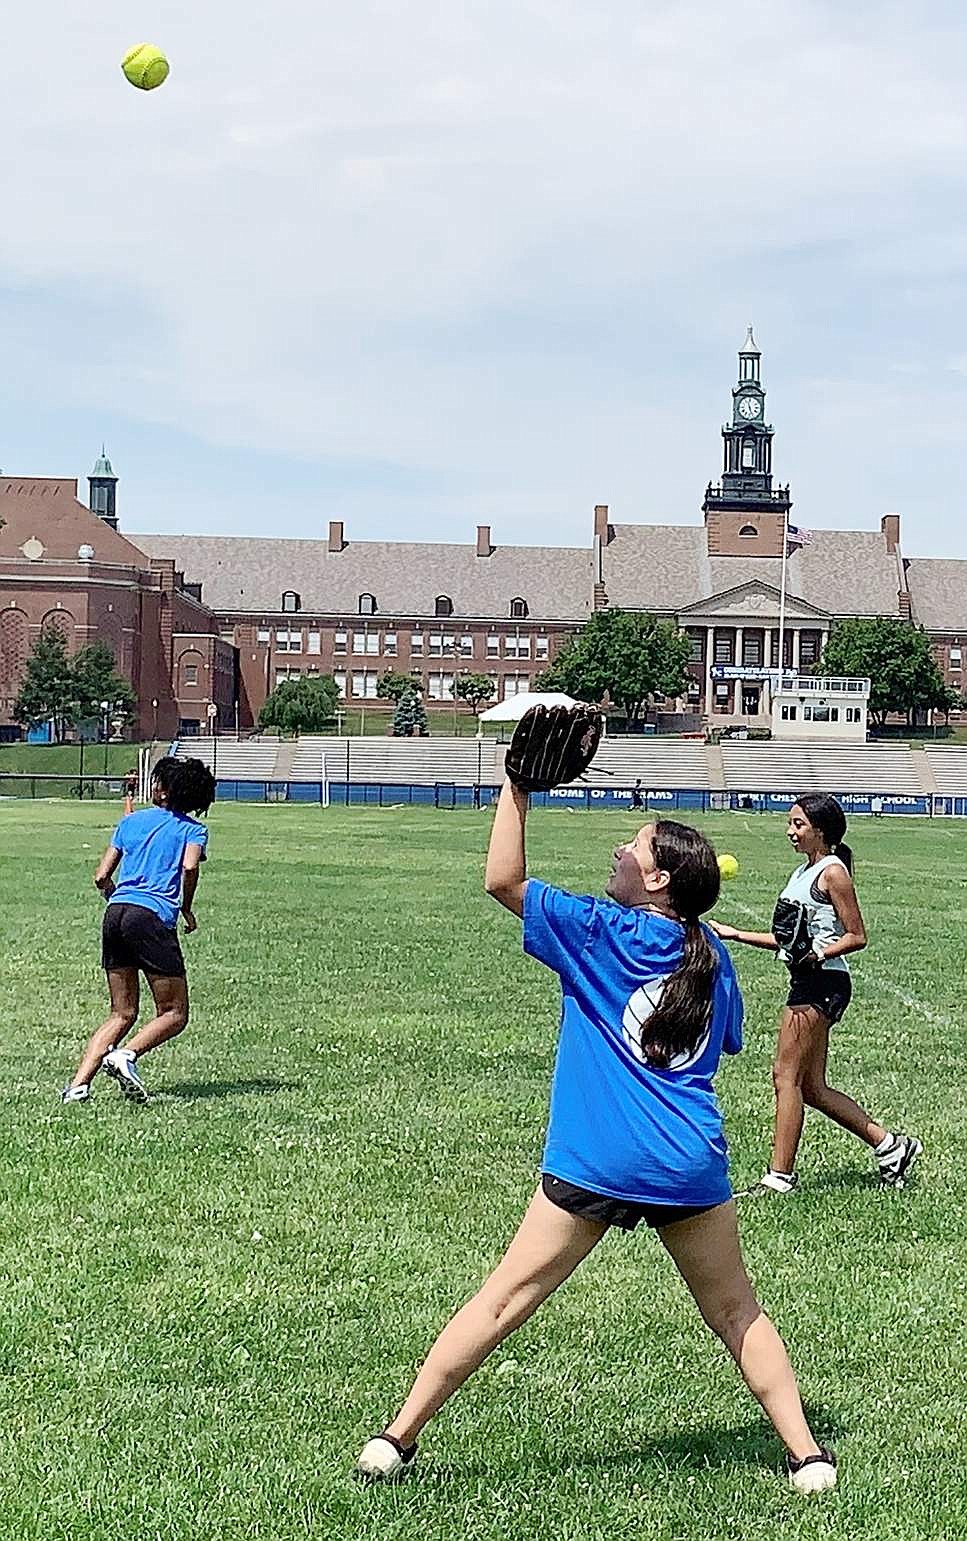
[680,580,830,623]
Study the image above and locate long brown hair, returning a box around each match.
[639,821,721,1068]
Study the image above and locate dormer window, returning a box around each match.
[281,591,301,613]
[358,593,377,615]
[434,595,454,618]
[739,525,758,538]
[510,597,529,620]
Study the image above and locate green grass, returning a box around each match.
[0,803,963,1540]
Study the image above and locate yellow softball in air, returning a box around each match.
[717,853,740,881]
[122,44,170,91]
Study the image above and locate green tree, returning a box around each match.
[377,670,422,704]
[392,691,430,736]
[820,619,947,727]
[71,642,136,732]
[534,609,691,725]
[454,672,496,715]
[12,629,77,741]
[259,675,338,734]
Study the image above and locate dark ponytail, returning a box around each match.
[638,821,721,1069]
[795,793,853,875]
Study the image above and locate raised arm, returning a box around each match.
[484,781,529,917]
[93,846,122,899]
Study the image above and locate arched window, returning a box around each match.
[739,524,758,538]
[434,595,454,618]
[741,438,756,470]
[358,593,377,616]
[281,591,301,613]
[509,597,529,620]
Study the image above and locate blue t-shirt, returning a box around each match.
[524,880,744,1208]
[107,806,209,928]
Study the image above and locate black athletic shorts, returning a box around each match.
[102,902,185,978]
[786,966,852,1024]
[542,1173,721,1232]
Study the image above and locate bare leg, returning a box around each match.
[659,1202,821,1462]
[70,968,139,1087]
[801,1022,888,1149]
[385,1187,606,1448]
[123,974,189,1058]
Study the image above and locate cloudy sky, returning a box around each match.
[4,0,967,555]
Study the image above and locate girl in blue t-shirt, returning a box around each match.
[356,781,836,1494]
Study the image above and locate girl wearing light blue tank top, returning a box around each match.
[711,793,921,1196]
[355,781,837,1494]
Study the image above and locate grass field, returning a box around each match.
[1,801,964,1540]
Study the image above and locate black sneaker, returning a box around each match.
[787,1447,837,1493]
[354,1433,418,1482]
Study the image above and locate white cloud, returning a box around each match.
[3,1,967,548]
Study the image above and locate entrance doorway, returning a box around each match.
[742,685,760,717]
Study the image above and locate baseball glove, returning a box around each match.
[504,705,602,793]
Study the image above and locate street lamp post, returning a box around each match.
[151,697,159,744]
[207,702,219,781]
[100,700,110,775]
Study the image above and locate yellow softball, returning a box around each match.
[122,44,170,91]
[717,853,740,881]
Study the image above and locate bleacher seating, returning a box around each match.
[174,737,281,779]
[720,741,924,793]
[924,747,967,794]
[585,739,711,789]
[288,737,329,782]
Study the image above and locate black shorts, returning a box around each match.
[542,1174,721,1232]
[102,903,185,978]
[786,967,852,1024]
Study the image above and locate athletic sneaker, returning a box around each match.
[354,1434,418,1483]
[746,1170,799,1197]
[787,1447,837,1493]
[876,1132,922,1189]
[102,1048,149,1103]
[61,1084,91,1104]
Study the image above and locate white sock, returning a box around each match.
[875,1133,897,1157]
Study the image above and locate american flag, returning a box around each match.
[787,524,813,548]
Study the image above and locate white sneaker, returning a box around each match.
[877,1133,922,1189]
[747,1170,799,1197]
[61,1084,91,1104]
[102,1048,149,1103]
[787,1447,837,1493]
[354,1434,417,1483]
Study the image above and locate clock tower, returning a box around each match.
[702,327,791,528]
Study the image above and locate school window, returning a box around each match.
[713,631,734,665]
[351,670,378,699]
[358,593,377,616]
[686,630,704,662]
[275,667,301,685]
[384,632,397,657]
[781,705,797,721]
[429,633,443,657]
[503,674,530,698]
[742,631,763,667]
[428,671,455,700]
[334,631,347,655]
[184,664,198,686]
[434,595,454,618]
[509,597,529,620]
[307,631,321,655]
[535,635,549,661]
[353,632,379,655]
[410,632,424,656]
[334,671,347,699]
[951,647,962,664]
[220,628,235,644]
[486,635,500,658]
[257,628,271,644]
[276,629,302,653]
[281,591,301,613]
[460,635,474,658]
[799,632,821,667]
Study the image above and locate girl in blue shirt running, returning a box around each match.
[356,781,835,1494]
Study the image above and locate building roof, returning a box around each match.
[906,559,967,632]
[131,532,595,622]
[601,524,903,619]
[0,479,148,568]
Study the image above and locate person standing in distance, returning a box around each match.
[62,756,215,1105]
[711,794,920,1194]
[355,784,836,1493]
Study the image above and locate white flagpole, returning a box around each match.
[776,509,789,692]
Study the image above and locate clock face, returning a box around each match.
[738,396,761,420]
